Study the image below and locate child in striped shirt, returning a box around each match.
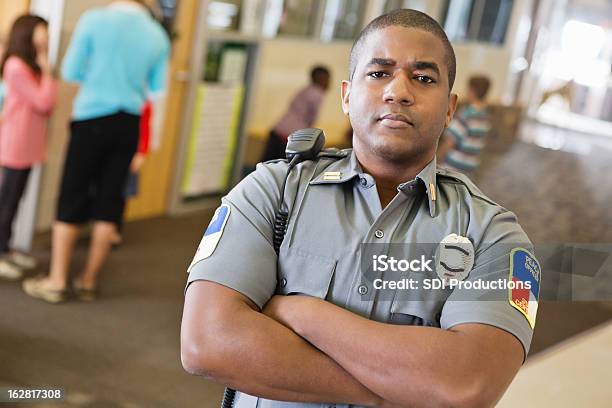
[438,75,491,173]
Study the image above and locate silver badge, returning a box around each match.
[435,233,475,283]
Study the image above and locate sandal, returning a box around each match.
[23,276,68,303]
[73,281,98,301]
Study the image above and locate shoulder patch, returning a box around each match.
[187,204,231,272]
[508,248,541,328]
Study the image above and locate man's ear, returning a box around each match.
[341,80,351,116]
[445,93,458,127]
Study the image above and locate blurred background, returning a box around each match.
[0,0,611,407]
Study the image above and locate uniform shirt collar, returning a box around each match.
[309,149,438,217]
[400,157,438,218]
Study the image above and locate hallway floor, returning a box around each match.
[1,213,224,407]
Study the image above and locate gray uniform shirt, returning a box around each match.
[186,149,539,408]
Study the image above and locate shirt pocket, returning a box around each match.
[277,247,336,299]
[389,299,443,327]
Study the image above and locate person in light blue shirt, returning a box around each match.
[61,1,169,120]
[23,0,170,303]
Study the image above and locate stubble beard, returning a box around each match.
[363,129,432,166]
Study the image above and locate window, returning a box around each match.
[383,0,428,14]
[272,0,321,37]
[203,0,367,40]
[207,0,241,31]
[442,0,514,45]
[320,0,366,42]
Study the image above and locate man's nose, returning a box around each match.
[383,73,415,105]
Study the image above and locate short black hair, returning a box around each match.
[311,65,330,84]
[349,9,456,91]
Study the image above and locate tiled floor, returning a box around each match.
[473,120,612,244]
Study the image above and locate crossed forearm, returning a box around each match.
[283,299,456,406]
[272,295,523,408]
[208,308,381,405]
[182,281,382,406]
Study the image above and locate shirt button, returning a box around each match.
[360,178,368,187]
[280,278,287,288]
[375,229,384,239]
[358,284,368,295]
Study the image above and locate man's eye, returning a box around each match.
[367,71,388,79]
[415,75,435,84]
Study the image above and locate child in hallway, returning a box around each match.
[0,15,57,279]
[260,66,331,162]
[438,75,492,174]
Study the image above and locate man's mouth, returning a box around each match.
[378,113,414,128]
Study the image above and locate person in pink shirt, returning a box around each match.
[0,15,57,280]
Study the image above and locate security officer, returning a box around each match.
[181,9,540,408]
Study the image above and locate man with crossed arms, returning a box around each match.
[181,9,539,408]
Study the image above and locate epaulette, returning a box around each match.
[316,148,351,160]
[436,167,500,207]
[262,158,288,164]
